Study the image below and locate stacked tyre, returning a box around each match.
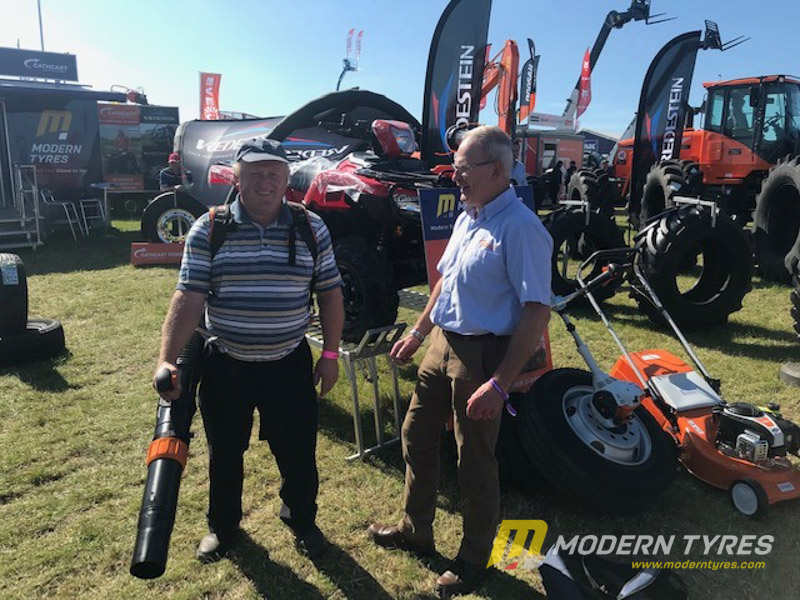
[567,169,614,217]
[638,160,689,226]
[543,208,626,303]
[0,253,65,365]
[631,206,753,330]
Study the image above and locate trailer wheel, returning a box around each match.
[0,253,28,335]
[516,368,677,513]
[753,155,800,283]
[545,208,626,303]
[567,170,613,217]
[632,206,753,330]
[730,478,768,518]
[141,192,207,243]
[0,318,66,365]
[639,161,689,225]
[334,237,398,343]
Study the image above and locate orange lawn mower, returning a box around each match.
[547,245,800,517]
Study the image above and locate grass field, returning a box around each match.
[1,220,799,599]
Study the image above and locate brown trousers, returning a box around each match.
[399,327,509,566]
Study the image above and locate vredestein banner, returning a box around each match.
[519,58,534,123]
[629,31,701,215]
[420,0,492,167]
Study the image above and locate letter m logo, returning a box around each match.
[36,111,72,139]
[487,519,548,570]
[436,193,456,218]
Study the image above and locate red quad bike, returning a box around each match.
[210,117,453,343]
[546,247,800,517]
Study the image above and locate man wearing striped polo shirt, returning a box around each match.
[155,138,344,563]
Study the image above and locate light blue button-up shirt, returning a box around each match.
[431,186,553,336]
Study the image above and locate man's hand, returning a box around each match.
[153,362,181,402]
[314,357,339,397]
[466,380,505,420]
[389,335,422,365]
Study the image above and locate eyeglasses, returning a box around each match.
[451,159,495,176]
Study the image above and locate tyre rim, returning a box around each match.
[731,482,759,516]
[156,209,196,243]
[562,384,652,466]
[338,262,365,326]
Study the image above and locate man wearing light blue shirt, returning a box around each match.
[368,126,552,598]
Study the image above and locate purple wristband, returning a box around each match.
[490,377,517,417]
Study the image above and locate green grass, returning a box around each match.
[1,221,799,599]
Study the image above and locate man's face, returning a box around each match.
[236,160,289,214]
[452,138,500,210]
[169,159,180,171]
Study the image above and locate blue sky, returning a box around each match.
[2,0,798,137]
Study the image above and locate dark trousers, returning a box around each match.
[198,339,318,540]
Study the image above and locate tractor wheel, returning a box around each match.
[632,206,753,330]
[567,170,613,217]
[0,253,28,335]
[141,192,207,244]
[334,237,398,343]
[516,368,678,514]
[544,208,626,303]
[753,155,800,283]
[679,159,704,196]
[639,161,689,225]
[790,275,800,341]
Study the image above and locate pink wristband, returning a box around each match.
[322,350,339,360]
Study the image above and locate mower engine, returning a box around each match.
[714,402,800,462]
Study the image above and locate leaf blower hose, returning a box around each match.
[130,332,205,579]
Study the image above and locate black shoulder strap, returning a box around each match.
[208,204,236,259]
[287,201,319,265]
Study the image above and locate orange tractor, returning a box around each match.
[611,74,800,281]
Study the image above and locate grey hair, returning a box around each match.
[463,126,513,178]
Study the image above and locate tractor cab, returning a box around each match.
[685,76,800,184]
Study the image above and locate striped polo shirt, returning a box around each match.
[177,198,342,361]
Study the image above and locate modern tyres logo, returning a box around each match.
[36,111,72,139]
[436,193,456,218]
[487,520,548,570]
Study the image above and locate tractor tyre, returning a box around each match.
[679,159,704,197]
[0,253,28,335]
[334,237,398,343]
[639,161,689,225]
[0,318,66,365]
[632,206,753,330]
[567,170,613,217]
[141,192,207,244]
[753,155,800,283]
[545,208,626,303]
[790,275,800,341]
[516,368,678,514]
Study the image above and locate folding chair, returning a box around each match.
[40,189,83,240]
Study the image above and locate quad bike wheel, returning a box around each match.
[141,192,207,243]
[754,155,800,283]
[334,236,398,343]
[633,206,753,330]
[516,368,677,514]
[729,478,768,518]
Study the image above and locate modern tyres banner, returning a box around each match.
[421,0,492,167]
[629,31,701,214]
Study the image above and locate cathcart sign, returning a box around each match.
[130,243,184,266]
[0,47,78,81]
